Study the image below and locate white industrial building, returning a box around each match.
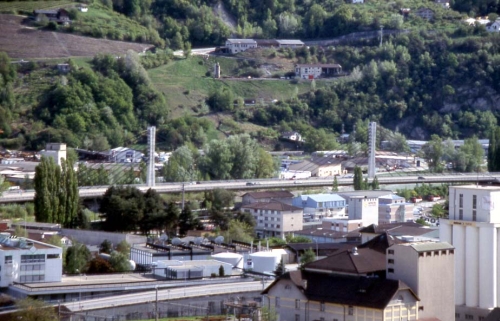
[40,143,66,166]
[225,39,257,54]
[0,234,63,287]
[439,185,500,321]
[152,260,233,279]
[109,147,144,163]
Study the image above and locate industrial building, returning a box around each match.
[153,260,233,279]
[0,234,63,287]
[440,185,500,321]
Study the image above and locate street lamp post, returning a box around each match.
[155,286,159,321]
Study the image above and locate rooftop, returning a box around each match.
[401,241,454,252]
[305,193,346,203]
[242,190,294,199]
[263,270,418,309]
[276,39,304,45]
[226,39,257,44]
[241,201,302,212]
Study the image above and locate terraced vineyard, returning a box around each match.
[0,0,77,13]
[0,14,153,59]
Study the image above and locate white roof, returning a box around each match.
[276,39,304,45]
[226,39,257,44]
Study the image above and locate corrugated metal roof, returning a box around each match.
[307,194,346,202]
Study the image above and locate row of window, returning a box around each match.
[275,298,353,315]
[19,275,45,282]
[20,264,45,271]
[21,254,45,263]
[456,313,485,321]
[5,254,59,264]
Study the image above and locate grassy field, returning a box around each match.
[149,56,320,118]
[0,0,76,13]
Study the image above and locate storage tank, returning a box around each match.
[212,252,244,269]
[249,251,282,274]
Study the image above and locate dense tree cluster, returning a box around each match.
[99,186,186,235]
[33,157,79,227]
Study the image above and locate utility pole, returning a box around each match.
[155,286,159,321]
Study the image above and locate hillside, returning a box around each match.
[0,15,153,59]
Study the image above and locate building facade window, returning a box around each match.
[295,315,300,321]
[459,194,463,208]
[275,297,280,307]
[388,268,394,273]
[465,314,474,320]
[5,256,12,264]
[320,302,325,312]
[472,195,477,209]
[388,259,394,264]
[459,209,463,220]
[473,210,477,221]
[348,306,354,315]
[295,299,300,309]
[388,250,394,255]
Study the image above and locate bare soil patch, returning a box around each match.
[0,14,153,59]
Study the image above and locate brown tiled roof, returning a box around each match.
[304,233,402,274]
[305,247,386,274]
[242,191,294,199]
[241,201,302,212]
[263,270,418,309]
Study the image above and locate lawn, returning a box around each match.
[0,0,77,13]
[148,56,319,118]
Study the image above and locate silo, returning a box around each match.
[212,252,244,269]
[249,251,281,274]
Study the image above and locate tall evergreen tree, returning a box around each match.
[353,166,363,190]
[34,157,78,226]
[371,176,380,190]
[178,204,201,235]
[332,176,339,192]
[488,128,496,172]
[489,127,500,172]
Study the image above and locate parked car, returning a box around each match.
[418,176,425,180]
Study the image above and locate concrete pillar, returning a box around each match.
[453,224,466,305]
[479,225,497,308]
[465,226,479,307]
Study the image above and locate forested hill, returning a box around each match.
[2,0,500,154]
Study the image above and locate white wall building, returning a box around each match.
[225,39,257,54]
[295,64,342,79]
[109,147,144,163]
[40,143,66,166]
[0,235,62,287]
[387,242,455,321]
[439,185,500,321]
[153,260,233,279]
[241,202,303,239]
[487,19,500,32]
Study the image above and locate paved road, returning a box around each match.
[1,173,498,203]
[63,280,269,312]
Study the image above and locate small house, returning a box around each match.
[77,4,88,12]
[225,39,257,54]
[295,64,342,79]
[486,19,500,32]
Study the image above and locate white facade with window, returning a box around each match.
[439,185,500,321]
[0,236,62,287]
[241,202,303,239]
[225,39,257,54]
